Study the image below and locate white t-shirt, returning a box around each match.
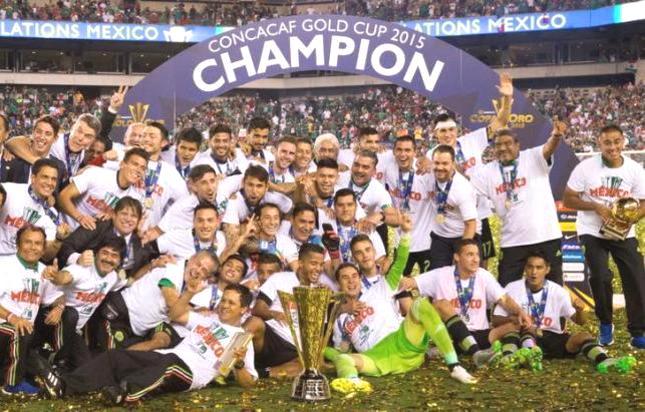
[470,145,562,248]
[0,183,58,255]
[567,155,645,239]
[192,150,249,177]
[257,271,302,346]
[428,172,479,238]
[156,194,200,233]
[158,311,257,390]
[382,165,434,252]
[337,175,393,215]
[333,279,402,353]
[160,147,192,180]
[415,265,505,331]
[68,166,144,230]
[121,260,185,336]
[61,264,126,330]
[494,279,575,334]
[0,255,61,323]
[157,229,227,260]
[134,160,189,229]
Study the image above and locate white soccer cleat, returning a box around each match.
[450,365,477,384]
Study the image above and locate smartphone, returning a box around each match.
[322,223,334,232]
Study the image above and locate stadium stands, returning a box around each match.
[1,0,633,26]
[2,83,642,152]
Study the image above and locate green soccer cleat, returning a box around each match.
[596,356,637,374]
[331,377,373,395]
[527,347,543,372]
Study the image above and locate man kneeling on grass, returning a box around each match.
[491,251,635,373]
[37,284,257,405]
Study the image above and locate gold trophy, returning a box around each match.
[599,197,640,241]
[278,287,344,401]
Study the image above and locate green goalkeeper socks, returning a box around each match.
[410,298,459,366]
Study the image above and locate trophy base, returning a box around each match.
[291,370,331,402]
[599,220,631,241]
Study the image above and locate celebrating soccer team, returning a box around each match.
[0,74,642,404]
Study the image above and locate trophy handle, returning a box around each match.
[277,291,305,367]
[318,294,345,368]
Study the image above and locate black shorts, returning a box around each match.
[404,248,432,276]
[471,329,491,350]
[455,329,491,354]
[255,326,298,370]
[480,218,496,260]
[537,330,576,359]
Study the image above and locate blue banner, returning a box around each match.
[116,14,579,198]
[0,1,642,42]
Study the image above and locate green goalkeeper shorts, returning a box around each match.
[362,322,429,376]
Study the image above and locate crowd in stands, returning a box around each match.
[2,82,643,153]
[0,0,633,26]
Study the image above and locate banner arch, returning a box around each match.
[117,14,578,196]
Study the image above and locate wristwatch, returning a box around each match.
[233,360,245,370]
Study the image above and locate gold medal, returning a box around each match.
[435,213,445,224]
[144,198,154,209]
[504,199,512,210]
[535,328,543,338]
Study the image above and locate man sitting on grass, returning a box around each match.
[492,251,636,373]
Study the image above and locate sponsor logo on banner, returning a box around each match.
[563,252,585,263]
[564,272,585,282]
[563,262,585,272]
[559,222,576,232]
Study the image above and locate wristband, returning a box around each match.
[328,250,340,260]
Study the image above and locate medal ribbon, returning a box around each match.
[27,186,60,224]
[398,169,414,210]
[193,230,217,254]
[259,238,278,254]
[348,180,369,203]
[454,269,475,320]
[211,154,232,176]
[63,134,82,177]
[144,162,163,202]
[175,154,190,179]
[455,141,466,166]
[209,285,219,310]
[526,284,549,328]
[435,178,453,216]
[337,221,358,262]
[498,160,518,204]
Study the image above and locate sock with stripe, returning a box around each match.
[580,340,609,365]
[500,332,520,356]
[445,315,479,356]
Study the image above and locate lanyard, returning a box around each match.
[251,149,265,160]
[398,169,414,210]
[211,154,232,176]
[145,162,163,200]
[499,160,519,203]
[455,141,466,166]
[241,190,258,217]
[268,161,287,184]
[27,186,59,224]
[175,154,190,179]
[63,134,81,177]
[454,269,476,321]
[337,221,358,263]
[526,284,549,328]
[209,285,219,310]
[348,180,369,202]
[193,231,217,254]
[435,178,453,216]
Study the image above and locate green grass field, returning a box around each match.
[1,221,643,411]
